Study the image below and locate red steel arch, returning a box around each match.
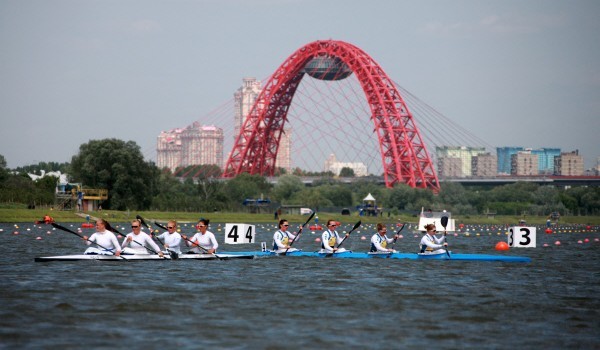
[223,40,440,191]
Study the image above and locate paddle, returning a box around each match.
[389,223,406,252]
[282,211,315,255]
[104,220,165,258]
[440,215,451,257]
[51,222,127,260]
[136,215,178,260]
[326,220,361,255]
[154,221,219,258]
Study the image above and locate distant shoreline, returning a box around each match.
[1,208,599,226]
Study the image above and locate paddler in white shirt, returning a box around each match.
[82,219,121,256]
[120,219,164,257]
[419,223,447,254]
[319,220,349,253]
[272,219,298,253]
[182,218,219,254]
[156,220,182,254]
[370,223,398,253]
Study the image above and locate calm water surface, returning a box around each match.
[0,222,599,349]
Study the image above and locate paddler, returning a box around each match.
[319,219,349,253]
[183,218,218,254]
[419,223,447,254]
[120,219,164,256]
[156,220,182,254]
[370,223,398,253]
[82,219,121,256]
[272,219,298,253]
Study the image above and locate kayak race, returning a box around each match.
[30,210,533,263]
[2,2,599,348]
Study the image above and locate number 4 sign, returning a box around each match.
[224,224,255,244]
[508,226,536,248]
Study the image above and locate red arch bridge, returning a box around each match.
[223,40,441,192]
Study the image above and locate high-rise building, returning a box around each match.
[554,150,584,176]
[531,148,561,174]
[157,129,184,171]
[157,123,224,172]
[471,153,497,177]
[496,147,524,174]
[324,153,368,176]
[233,77,292,173]
[436,146,487,178]
[511,151,538,175]
[437,157,463,178]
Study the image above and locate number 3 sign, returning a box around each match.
[225,224,255,244]
[508,226,536,248]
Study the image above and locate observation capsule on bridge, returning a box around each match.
[303,56,352,81]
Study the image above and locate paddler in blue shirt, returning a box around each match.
[370,223,398,253]
[272,219,298,253]
[419,223,447,254]
[319,220,349,253]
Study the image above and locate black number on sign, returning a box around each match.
[519,228,531,246]
[508,228,514,246]
[228,226,239,242]
[245,226,253,243]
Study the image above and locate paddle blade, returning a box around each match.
[352,220,362,231]
[441,216,449,229]
[136,215,150,228]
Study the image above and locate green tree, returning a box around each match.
[0,154,7,183]
[271,175,305,202]
[70,139,159,210]
[223,173,272,208]
[339,167,355,177]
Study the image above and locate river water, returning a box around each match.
[0,221,598,349]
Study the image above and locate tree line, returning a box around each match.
[1,139,599,216]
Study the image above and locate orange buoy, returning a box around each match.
[315,237,321,242]
[360,236,366,240]
[495,241,510,251]
[309,225,323,230]
[545,228,553,234]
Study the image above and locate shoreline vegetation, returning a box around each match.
[1,208,599,226]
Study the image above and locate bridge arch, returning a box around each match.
[223,40,440,191]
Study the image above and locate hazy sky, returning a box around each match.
[1,0,599,169]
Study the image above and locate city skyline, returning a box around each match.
[1,1,599,170]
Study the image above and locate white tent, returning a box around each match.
[363,193,376,202]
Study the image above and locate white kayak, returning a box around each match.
[34,252,254,262]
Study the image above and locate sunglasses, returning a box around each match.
[167,226,175,229]
[328,224,337,227]
[131,225,140,228]
[197,225,206,228]
[283,224,289,227]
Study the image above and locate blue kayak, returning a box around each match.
[225,250,531,263]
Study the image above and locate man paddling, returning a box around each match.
[82,219,121,256]
[121,219,164,257]
[319,220,349,254]
[370,223,398,253]
[272,219,298,253]
[419,223,447,254]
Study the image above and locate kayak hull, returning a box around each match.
[226,250,531,263]
[34,253,254,262]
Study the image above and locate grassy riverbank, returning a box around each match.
[1,208,599,225]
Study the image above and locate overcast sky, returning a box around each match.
[1,0,599,169]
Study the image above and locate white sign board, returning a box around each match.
[508,226,536,248]
[224,223,255,244]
